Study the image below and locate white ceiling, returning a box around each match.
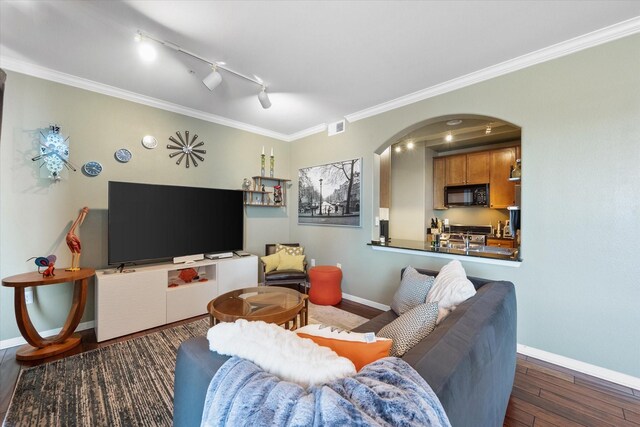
[1,1,639,140]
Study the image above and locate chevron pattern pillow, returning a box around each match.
[377,301,439,357]
[390,266,435,315]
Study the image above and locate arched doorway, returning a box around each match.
[377,114,522,259]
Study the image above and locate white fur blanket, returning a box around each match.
[207,319,356,388]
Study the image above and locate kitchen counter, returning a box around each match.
[368,238,521,264]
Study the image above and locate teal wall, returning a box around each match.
[0,71,289,342]
[289,34,640,377]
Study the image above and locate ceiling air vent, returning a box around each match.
[328,119,346,136]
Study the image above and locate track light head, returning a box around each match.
[135,32,157,62]
[258,87,271,109]
[445,132,453,142]
[202,66,222,90]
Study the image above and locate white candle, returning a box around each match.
[271,147,274,157]
[262,146,265,155]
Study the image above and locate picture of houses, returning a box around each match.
[298,158,361,227]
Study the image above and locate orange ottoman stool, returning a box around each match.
[309,266,342,305]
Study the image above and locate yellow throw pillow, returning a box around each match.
[276,252,305,271]
[261,252,281,273]
[276,243,304,256]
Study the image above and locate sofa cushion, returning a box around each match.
[377,302,438,357]
[296,324,392,371]
[391,266,435,315]
[265,269,307,281]
[426,260,476,324]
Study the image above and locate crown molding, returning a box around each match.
[286,123,328,142]
[345,16,640,124]
[0,56,290,142]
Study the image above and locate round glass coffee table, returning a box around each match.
[208,286,309,330]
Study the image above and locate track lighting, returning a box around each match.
[258,87,271,109]
[485,124,492,135]
[407,141,415,149]
[202,66,222,91]
[136,30,272,108]
[445,132,453,142]
[134,33,157,62]
[395,146,402,153]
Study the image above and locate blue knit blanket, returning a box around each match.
[201,356,451,427]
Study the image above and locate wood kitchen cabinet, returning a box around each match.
[489,147,517,208]
[486,238,515,248]
[433,157,446,209]
[432,144,519,209]
[445,152,490,186]
[466,151,490,184]
[445,154,466,185]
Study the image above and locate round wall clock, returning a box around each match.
[115,148,132,163]
[31,125,77,181]
[167,130,206,168]
[142,135,158,149]
[83,161,103,177]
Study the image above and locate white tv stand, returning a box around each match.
[95,255,257,342]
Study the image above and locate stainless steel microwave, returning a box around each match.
[445,184,489,207]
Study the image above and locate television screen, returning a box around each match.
[108,181,244,265]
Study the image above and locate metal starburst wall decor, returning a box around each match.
[167,131,206,168]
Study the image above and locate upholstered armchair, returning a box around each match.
[262,243,308,293]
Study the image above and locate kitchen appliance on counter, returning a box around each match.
[444,184,489,207]
[441,224,491,248]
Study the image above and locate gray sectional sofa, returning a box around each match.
[173,268,517,427]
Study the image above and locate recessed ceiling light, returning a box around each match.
[445,132,453,142]
[407,141,415,149]
[446,119,462,126]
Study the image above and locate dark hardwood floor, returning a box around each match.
[1,299,639,426]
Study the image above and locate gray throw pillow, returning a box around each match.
[377,302,439,357]
[390,266,435,315]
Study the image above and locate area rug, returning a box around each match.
[4,305,368,427]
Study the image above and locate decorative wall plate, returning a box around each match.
[142,135,158,149]
[167,131,206,168]
[83,161,103,177]
[31,125,77,181]
[115,148,132,163]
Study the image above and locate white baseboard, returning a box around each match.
[0,321,95,350]
[342,292,390,312]
[517,344,640,390]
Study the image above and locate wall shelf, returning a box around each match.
[243,176,290,207]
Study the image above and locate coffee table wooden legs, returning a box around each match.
[13,277,88,361]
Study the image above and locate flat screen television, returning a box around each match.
[108,181,244,265]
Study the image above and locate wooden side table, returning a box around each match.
[2,268,95,361]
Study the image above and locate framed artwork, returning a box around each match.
[298,157,361,227]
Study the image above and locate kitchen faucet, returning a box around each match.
[462,232,471,250]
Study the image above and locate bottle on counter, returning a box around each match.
[496,221,502,238]
[512,159,522,178]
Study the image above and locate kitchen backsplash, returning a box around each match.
[428,207,509,228]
